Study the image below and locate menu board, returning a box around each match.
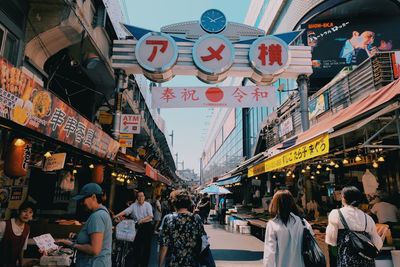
[0,58,119,160]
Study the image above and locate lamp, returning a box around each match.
[334,164,339,168]
[301,169,306,173]
[316,170,321,174]
[306,165,311,170]
[311,175,315,179]
[377,156,385,162]
[372,161,379,168]
[326,166,331,171]
[355,155,362,162]
[111,172,117,177]
[72,169,77,174]
[44,151,52,158]
[14,138,26,146]
[342,158,349,164]
[272,175,276,179]
[317,164,322,169]
[89,164,94,169]
[329,161,335,166]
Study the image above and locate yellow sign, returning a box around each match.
[99,111,113,125]
[119,133,134,148]
[248,133,329,177]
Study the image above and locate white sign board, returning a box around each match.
[151,86,277,108]
[43,153,66,172]
[279,117,294,137]
[120,114,141,134]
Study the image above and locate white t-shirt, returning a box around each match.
[325,206,383,249]
[371,201,399,223]
[0,218,29,250]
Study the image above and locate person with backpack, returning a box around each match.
[325,186,383,267]
[263,190,314,267]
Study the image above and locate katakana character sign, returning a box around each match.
[49,108,66,131]
[192,34,235,75]
[136,32,178,73]
[249,36,289,75]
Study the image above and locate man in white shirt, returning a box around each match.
[371,198,399,224]
[114,191,153,267]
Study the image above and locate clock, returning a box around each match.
[200,9,227,33]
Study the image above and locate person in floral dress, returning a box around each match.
[159,190,204,267]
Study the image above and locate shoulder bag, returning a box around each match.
[301,218,326,267]
[337,209,379,259]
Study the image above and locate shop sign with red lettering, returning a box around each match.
[120,114,141,134]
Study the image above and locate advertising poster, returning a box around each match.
[302,17,400,87]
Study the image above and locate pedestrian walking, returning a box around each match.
[325,186,383,267]
[196,193,211,224]
[0,201,36,267]
[154,195,162,234]
[263,190,313,267]
[58,183,112,267]
[218,194,226,225]
[114,191,153,267]
[159,190,207,267]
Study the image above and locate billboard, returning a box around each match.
[303,17,400,84]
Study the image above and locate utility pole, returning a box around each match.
[169,130,174,147]
[110,68,126,210]
[175,152,178,167]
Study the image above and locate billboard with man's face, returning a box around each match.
[302,17,400,88]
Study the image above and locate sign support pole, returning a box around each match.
[297,74,310,132]
[110,68,126,210]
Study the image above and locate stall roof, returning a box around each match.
[216,175,241,186]
[117,153,145,173]
[249,78,400,174]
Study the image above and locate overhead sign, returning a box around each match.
[151,86,277,108]
[0,58,119,160]
[248,133,329,177]
[119,133,133,148]
[120,114,141,134]
[43,153,67,172]
[112,10,312,84]
[98,111,113,125]
[279,116,293,137]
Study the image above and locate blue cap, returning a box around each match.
[72,183,103,201]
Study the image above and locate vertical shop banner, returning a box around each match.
[151,86,277,108]
[309,93,328,120]
[392,51,400,79]
[120,114,141,134]
[0,58,119,160]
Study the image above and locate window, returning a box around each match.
[0,24,19,65]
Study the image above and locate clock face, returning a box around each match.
[200,9,227,33]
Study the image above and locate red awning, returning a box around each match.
[268,79,400,155]
[145,163,172,186]
[117,153,145,173]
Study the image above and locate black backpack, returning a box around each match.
[338,209,379,259]
[301,219,326,267]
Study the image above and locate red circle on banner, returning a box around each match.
[205,87,224,102]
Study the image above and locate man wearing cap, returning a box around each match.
[114,191,153,267]
[58,183,112,267]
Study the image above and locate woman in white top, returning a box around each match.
[263,190,313,267]
[325,186,383,267]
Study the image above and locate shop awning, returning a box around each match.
[216,175,241,186]
[145,163,172,186]
[249,78,400,176]
[117,153,145,173]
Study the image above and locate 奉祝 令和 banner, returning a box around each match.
[151,86,277,108]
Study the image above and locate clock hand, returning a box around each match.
[207,16,214,22]
[213,16,224,22]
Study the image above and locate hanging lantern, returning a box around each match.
[91,164,104,184]
[5,138,31,178]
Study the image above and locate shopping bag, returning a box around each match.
[116,220,136,242]
[301,219,326,267]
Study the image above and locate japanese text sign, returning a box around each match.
[136,32,178,73]
[43,153,67,172]
[192,34,235,75]
[119,133,133,148]
[151,85,277,108]
[0,58,120,160]
[120,114,141,134]
[248,133,329,177]
[249,36,290,75]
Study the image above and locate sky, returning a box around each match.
[123,0,252,174]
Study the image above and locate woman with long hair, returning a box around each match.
[263,190,313,267]
[325,186,382,267]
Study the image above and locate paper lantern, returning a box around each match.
[5,138,31,178]
[91,164,104,184]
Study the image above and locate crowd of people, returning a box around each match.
[0,182,398,267]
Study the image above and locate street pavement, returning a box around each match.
[148,223,264,267]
